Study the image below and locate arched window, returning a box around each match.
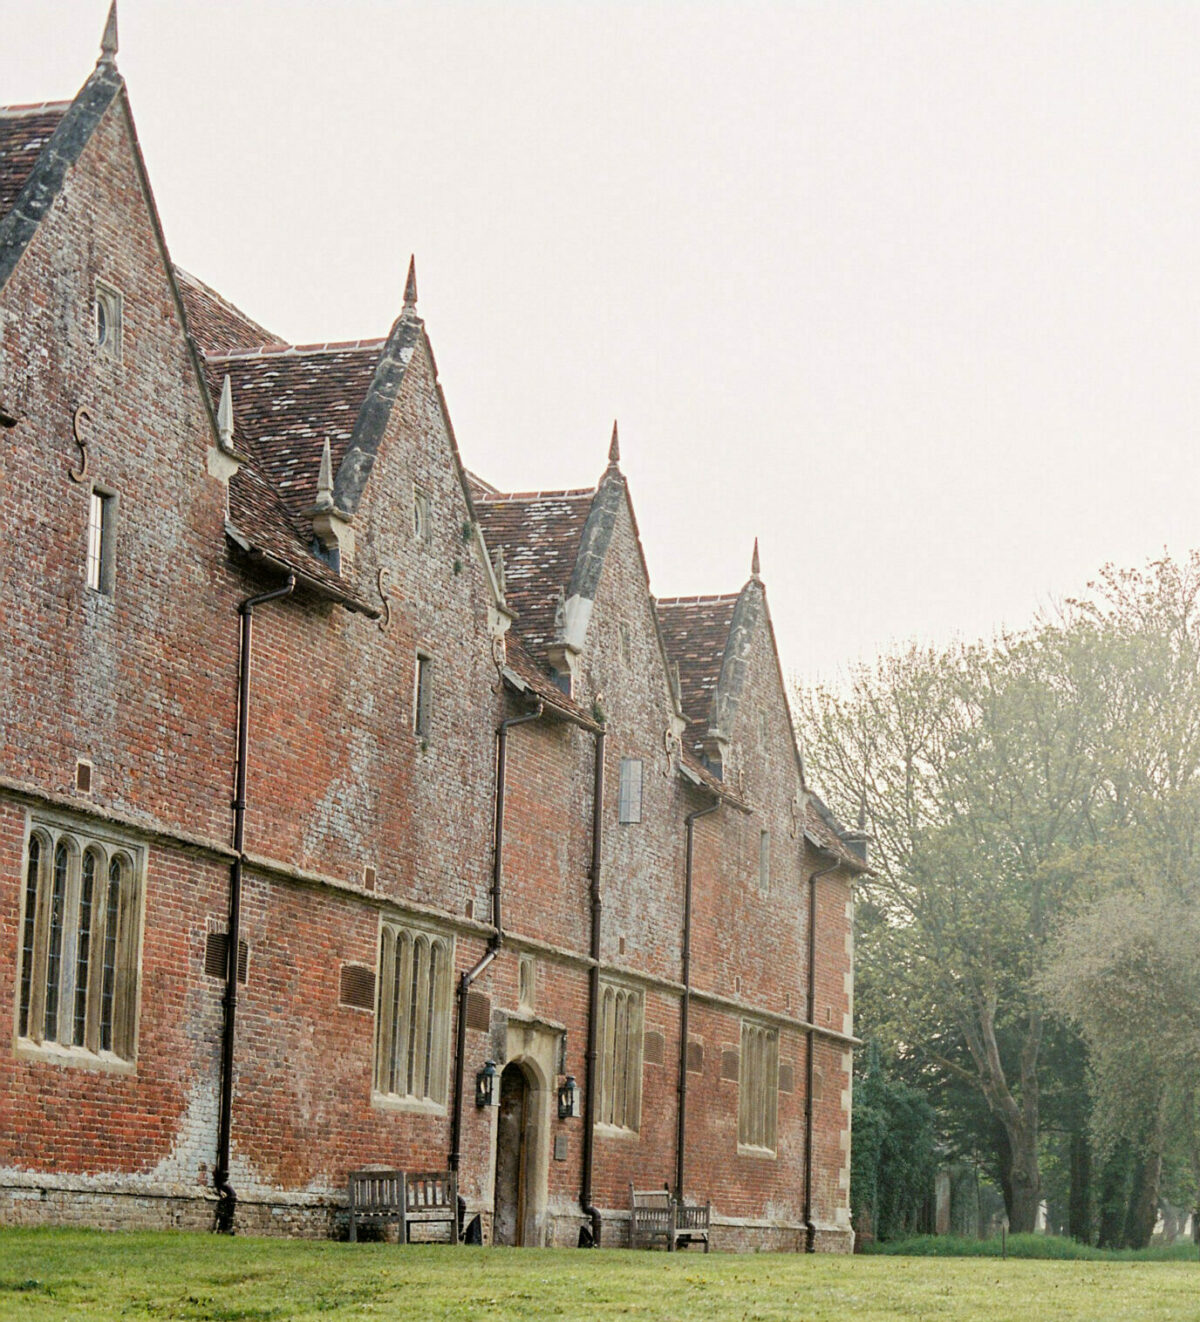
[374,922,452,1106]
[597,981,644,1132]
[738,1021,779,1153]
[44,840,71,1041]
[73,848,100,1047]
[18,833,44,1038]
[14,821,143,1063]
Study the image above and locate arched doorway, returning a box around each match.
[493,1061,532,1245]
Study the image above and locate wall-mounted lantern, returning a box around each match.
[476,1060,498,1108]
[557,1075,580,1120]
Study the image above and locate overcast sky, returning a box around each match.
[10,2,1200,685]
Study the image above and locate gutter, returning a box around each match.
[214,574,295,1233]
[675,793,720,1203]
[579,728,606,1246]
[448,700,544,1174]
[803,846,842,1253]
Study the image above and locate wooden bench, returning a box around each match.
[629,1184,711,1252]
[347,1169,459,1244]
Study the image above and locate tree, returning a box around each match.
[802,626,1101,1231]
[852,1043,937,1242]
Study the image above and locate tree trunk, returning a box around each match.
[1124,1151,1161,1249]
[1097,1142,1132,1249]
[1068,1128,1093,1244]
[1124,1103,1165,1250]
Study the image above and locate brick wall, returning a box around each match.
[0,74,856,1250]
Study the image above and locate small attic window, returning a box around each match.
[413,488,432,544]
[94,280,123,361]
[414,653,433,737]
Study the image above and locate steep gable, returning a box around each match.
[0,63,122,292]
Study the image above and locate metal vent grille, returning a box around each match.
[465,991,491,1031]
[75,760,92,793]
[721,1049,740,1081]
[362,866,377,892]
[204,931,248,983]
[686,1040,704,1073]
[778,1063,794,1094]
[339,963,376,1010]
[643,1030,664,1066]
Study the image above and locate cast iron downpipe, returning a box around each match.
[803,848,842,1253]
[674,794,719,1203]
[448,700,544,1174]
[579,729,606,1246]
[214,575,295,1233]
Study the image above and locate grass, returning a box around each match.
[1,1228,1199,1321]
[866,1232,1200,1261]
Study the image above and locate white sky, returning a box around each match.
[9,2,1200,685]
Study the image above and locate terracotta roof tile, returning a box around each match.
[502,630,599,729]
[175,266,281,356]
[226,461,373,614]
[805,794,870,874]
[0,103,69,219]
[474,490,594,660]
[656,595,739,743]
[204,345,381,525]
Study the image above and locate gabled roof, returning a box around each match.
[205,343,383,525]
[225,462,374,614]
[474,489,594,659]
[656,594,739,735]
[0,103,70,219]
[805,793,871,875]
[175,266,282,356]
[0,62,122,293]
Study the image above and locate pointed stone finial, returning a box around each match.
[99,1,119,65]
[403,255,418,313]
[608,419,620,467]
[751,538,761,580]
[314,437,334,512]
[217,375,234,451]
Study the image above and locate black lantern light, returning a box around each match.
[476,1060,498,1108]
[557,1074,580,1120]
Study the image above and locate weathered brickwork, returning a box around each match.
[0,32,865,1252]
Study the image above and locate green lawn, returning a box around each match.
[1,1229,1198,1321]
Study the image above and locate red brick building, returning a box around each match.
[0,14,866,1249]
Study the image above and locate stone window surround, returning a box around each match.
[93,277,123,362]
[737,1018,779,1157]
[13,807,146,1075]
[372,918,454,1114]
[413,651,433,738]
[86,484,118,595]
[595,976,644,1135]
[617,757,643,825]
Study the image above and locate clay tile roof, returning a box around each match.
[0,102,70,219]
[656,594,739,739]
[502,630,599,729]
[464,470,500,499]
[805,793,870,874]
[474,489,595,660]
[175,266,282,356]
[226,461,373,613]
[204,344,382,525]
